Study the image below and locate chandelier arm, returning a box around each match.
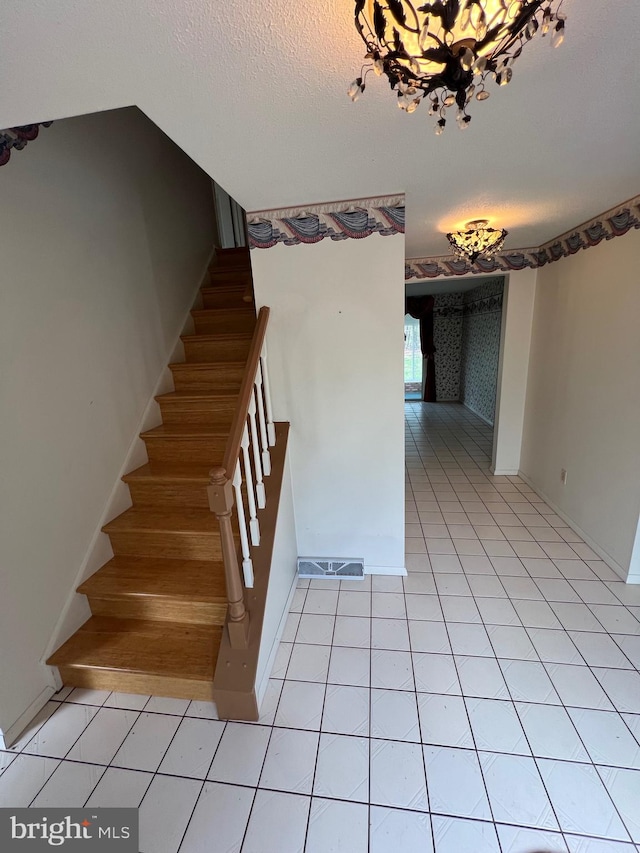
[392,0,421,35]
[350,0,567,132]
[422,31,449,51]
[481,1,545,55]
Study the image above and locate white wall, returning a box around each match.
[520,230,640,578]
[629,519,640,584]
[492,269,537,474]
[0,107,215,740]
[251,234,406,573]
[256,450,298,703]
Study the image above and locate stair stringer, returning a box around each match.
[42,247,214,677]
[212,422,296,720]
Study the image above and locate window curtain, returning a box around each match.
[405,295,436,402]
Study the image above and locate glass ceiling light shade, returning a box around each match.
[349,0,566,132]
[446,219,508,263]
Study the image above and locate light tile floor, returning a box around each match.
[2,402,640,852]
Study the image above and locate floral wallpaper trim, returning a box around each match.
[0,122,53,167]
[405,194,640,279]
[462,278,504,317]
[247,195,405,248]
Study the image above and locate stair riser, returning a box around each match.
[127,481,210,509]
[208,263,251,278]
[216,246,250,258]
[108,531,223,561]
[157,398,237,426]
[192,313,255,336]
[88,596,227,626]
[201,290,249,310]
[55,666,214,701]
[170,366,244,392]
[183,338,251,363]
[142,436,227,464]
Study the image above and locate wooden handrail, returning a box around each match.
[222,306,270,475]
[208,305,270,649]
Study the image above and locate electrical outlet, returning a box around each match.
[560,468,568,485]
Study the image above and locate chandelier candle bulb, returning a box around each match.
[350,0,566,132]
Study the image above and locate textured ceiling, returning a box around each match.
[1,0,639,259]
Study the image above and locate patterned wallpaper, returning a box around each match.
[429,279,504,421]
[433,293,463,401]
[459,279,504,425]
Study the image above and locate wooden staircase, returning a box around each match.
[48,248,256,701]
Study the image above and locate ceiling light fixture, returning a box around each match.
[446,220,508,263]
[349,0,566,133]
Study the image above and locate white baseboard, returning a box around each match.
[366,564,408,577]
[462,402,494,427]
[0,685,56,749]
[42,247,216,670]
[491,468,520,476]
[518,471,628,582]
[256,574,298,708]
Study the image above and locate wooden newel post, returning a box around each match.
[208,466,250,648]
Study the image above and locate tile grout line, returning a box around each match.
[403,462,436,852]
[406,404,638,847]
[173,712,231,852]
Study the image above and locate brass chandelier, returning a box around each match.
[349,0,566,132]
[447,220,508,262]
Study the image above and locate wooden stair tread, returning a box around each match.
[207,274,251,283]
[140,424,230,440]
[214,246,249,253]
[181,332,252,343]
[210,259,250,268]
[48,617,222,682]
[169,360,246,372]
[210,250,250,266]
[192,306,255,317]
[78,556,227,601]
[156,391,239,402]
[103,506,223,535]
[48,255,260,700]
[123,462,213,484]
[200,284,247,295]
[209,257,250,267]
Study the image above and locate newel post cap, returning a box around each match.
[208,467,234,514]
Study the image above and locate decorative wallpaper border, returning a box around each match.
[0,122,52,167]
[406,195,640,279]
[462,278,504,316]
[247,195,405,248]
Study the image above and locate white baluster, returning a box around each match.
[241,422,260,546]
[232,459,254,587]
[255,361,271,476]
[260,342,276,446]
[248,391,266,509]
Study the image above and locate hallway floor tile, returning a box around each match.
[1,402,639,852]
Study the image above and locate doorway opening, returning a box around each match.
[404,276,506,468]
[404,314,422,400]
